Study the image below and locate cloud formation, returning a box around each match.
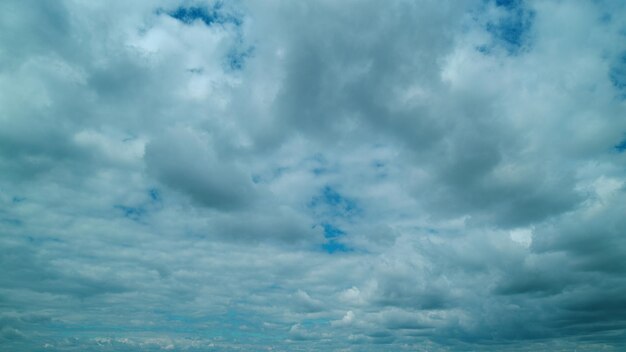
[1,0,626,350]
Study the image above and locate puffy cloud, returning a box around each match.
[2,0,626,351]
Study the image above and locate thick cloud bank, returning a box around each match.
[2,0,626,350]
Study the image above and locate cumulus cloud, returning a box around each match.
[2,0,626,351]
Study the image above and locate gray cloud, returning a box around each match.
[145,127,257,211]
[1,0,626,351]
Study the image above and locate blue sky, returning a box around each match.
[1,0,626,351]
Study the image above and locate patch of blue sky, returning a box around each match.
[479,0,535,55]
[314,223,352,253]
[321,223,346,239]
[308,186,360,253]
[159,4,253,71]
[494,0,520,9]
[227,46,254,71]
[322,240,352,254]
[322,186,343,206]
[164,3,241,27]
[308,186,360,217]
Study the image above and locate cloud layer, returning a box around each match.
[2,0,626,350]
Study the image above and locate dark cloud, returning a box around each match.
[145,127,257,211]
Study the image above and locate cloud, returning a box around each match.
[145,126,256,211]
[1,0,626,351]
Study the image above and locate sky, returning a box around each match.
[1,0,626,351]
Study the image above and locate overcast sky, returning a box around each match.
[1,0,626,351]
